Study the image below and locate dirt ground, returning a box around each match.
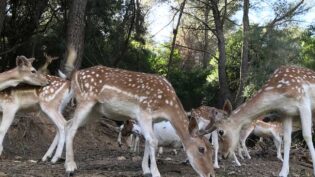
[0,114,313,177]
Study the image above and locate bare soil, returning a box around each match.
[0,114,313,177]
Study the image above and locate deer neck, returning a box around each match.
[231,90,277,129]
[164,100,192,144]
[0,68,21,90]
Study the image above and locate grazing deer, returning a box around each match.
[117,119,141,153]
[38,53,59,75]
[191,103,241,168]
[237,119,283,161]
[203,66,315,177]
[64,54,215,177]
[0,56,49,91]
[118,119,182,156]
[0,74,72,163]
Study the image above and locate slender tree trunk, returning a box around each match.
[0,0,6,35]
[203,3,210,69]
[167,0,187,78]
[210,1,231,106]
[235,0,250,106]
[113,0,136,67]
[63,0,88,74]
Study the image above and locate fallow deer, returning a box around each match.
[38,53,59,75]
[237,119,283,161]
[117,119,141,153]
[0,74,72,163]
[191,102,241,168]
[0,56,49,91]
[64,52,215,177]
[204,66,315,177]
[118,119,182,156]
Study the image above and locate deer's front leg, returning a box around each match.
[138,114,160,177]
[0,105,18,155]
[279,117,292,177]
[42,132,59,162]
[211,131,220,169]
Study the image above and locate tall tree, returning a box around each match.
[209,0,231,106]
[63,0,88,74]
[235,0,249,106]
[0,0,6,35]
[167,0,187,78]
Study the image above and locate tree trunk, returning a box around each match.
[235,0,250,106]
[0,0,6,35]
[202,3,210,69]
[63,0,88,74]
[211,1,231,106]
[167,0,187,78]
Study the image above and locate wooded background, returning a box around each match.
[0,0,314,110]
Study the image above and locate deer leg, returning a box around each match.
[42,132,59,162]
[240,126,254,159]
[211,131,220,169]
[232,152,241,166]
[65,102,95,173]
[42,109,67,164]
[237,142,244,159]
[299,103,315,176]
[0,105,18,155]
[272,132,283,162]
[135,135,140,153]
[138,116,160,177]
[279,117,292,177]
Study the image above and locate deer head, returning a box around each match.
[187,116,215,177]
[14,56,49,87]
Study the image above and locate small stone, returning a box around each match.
[165,157,172,161]
[132,156,141,162]
[28,160,37,163]
[228,171,236,175]
[0,172,7,176]
[117,156,126,161]
[15,156,22,160]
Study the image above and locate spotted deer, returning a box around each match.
[118,119,182,156]
[0,74,72,163]
[237,118,283,161]
[191,102,241,168]
[117,119,141,153]
[203,66,315,177]
[64,54,215,176]
[0,56,49,91]
[38,53,59,75]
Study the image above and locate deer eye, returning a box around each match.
[218,129,225,137]
[198,147,205,154]
[31,70,36,73]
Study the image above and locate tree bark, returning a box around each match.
[63,0,88,74]
[235,0,250,106]
[167,0,187,78]
[210,0,231,106]
[0,0,6,35]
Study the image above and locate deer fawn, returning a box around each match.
[203,66,315,177]
[38,53,59,75]
[0,75,72,163]
[63,52,215,177]
[0,56,49,91]
[191,102,241,168]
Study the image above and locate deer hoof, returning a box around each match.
[144,173,152,177]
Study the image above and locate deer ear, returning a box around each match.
[189,117,199,137]
[27,57,35,64]
[223,99,233,115]
[16,56,28,67]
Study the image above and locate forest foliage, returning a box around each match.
[0,0,314,109]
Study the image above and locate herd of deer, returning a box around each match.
[0,48,314,177]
